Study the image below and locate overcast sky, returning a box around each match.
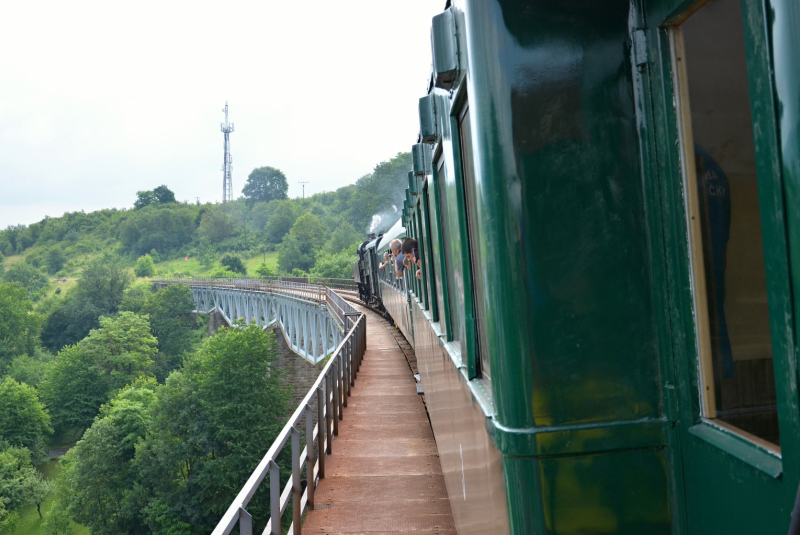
[0,0,443,229]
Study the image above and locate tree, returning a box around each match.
[310,250,356,279]
[134,324,291,532]
[322,221,361,255]
[134,254,155,277]
[152,185,177,204]
[197,204,238,243]
[59,379,159,535]
[119,280,155,314]
[141,285,196,379]
[79,312,158,394]
[26,470,53,519]
[277,233,311,273]
[39,345,107,434]
[255,262,275,278]
[0,447,38,522]
[46,248,66,274]
[120,206,196,256]
[242,166,288,204]
[41,256,131,352]
[7,349,53,388]
[134,190,157,209]
[134,186,176,209]
[265,200,300,243]
[0,377,52,452]
[278,213,325,272]
[220,253,247,275]
[3,262,49,299]
[0,283,41,369]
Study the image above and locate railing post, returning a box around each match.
[337,354,344,421]
[332,362,339,435]
[342,342,349,407]
[239,507,252,535]
[269,460,280,535]
[317,386,327,474]
[291,427,301,534]
[306,403,315,509]
[325,375,333,453]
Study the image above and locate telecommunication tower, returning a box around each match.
[220,101,234,203]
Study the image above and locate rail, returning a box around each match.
[154,276,366,534]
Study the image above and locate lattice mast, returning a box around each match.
[220,101,234,203]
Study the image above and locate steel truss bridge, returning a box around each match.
[153,277,358,364]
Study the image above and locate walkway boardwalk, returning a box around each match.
[302,309,456,534]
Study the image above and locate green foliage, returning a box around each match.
[141,285,196,379]
[255,262,275,278]
[242,166,289,204]
[0,283,41,369]
[79,312,158,394]
[0,378,52,452]
[120,206,196,256]
[322,222,361,255]
[219,253,246,275]
[41,256,131,352]
[264,200,300,244]
[119,281,155,314]
[38,346,107,435]
[3,263,49,300]
[347,152,412,231]
[46,248,66,275]
[134,254,155,278]
[134,185,176,209]
[277,213,324,272]
[40,313,156,434]
[310,250,356,279]
[7,349,53,388]
[134,324,291,532]
[59,379,159,535]
[0,446,39,525]
[197,204,238,243]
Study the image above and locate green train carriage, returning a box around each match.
[357,0,800,533]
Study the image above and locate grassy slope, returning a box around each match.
[154,251,278,277]
[0,460,89,535]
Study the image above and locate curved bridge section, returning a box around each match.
[154,278,349,364]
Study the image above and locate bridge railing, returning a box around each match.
[155,276,361,325]
[211,310,367,535]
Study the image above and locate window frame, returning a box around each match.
[642,0,798,475]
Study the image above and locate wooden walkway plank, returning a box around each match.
[302,310,456,534]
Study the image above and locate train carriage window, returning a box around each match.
[422,183,439,321]
[458,102,490,379]
[437,156,466,351]
[427,177,447,329]
[673,0,778,447]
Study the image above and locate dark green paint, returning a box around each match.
[395,0,800,532]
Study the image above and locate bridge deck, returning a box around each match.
[302,309,456,534]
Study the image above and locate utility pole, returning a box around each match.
[220,102,234,203]
[298,181,309,202]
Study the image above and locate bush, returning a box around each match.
[255,262,275,278]
[220,253,246,275]
[134,254,155,277]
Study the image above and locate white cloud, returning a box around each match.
[0,0,442,227]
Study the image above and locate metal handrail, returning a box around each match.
[153,276,366,535]
[211,313,366,535]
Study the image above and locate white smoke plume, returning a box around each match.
[367,205,399,234]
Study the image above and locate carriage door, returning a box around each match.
[643,0,800,532]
